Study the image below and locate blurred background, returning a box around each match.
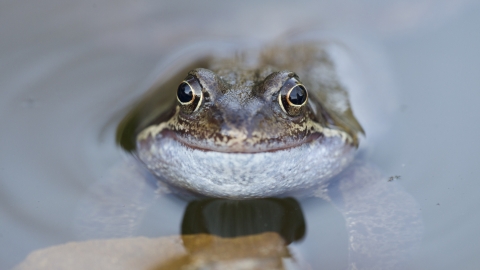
[1,0,480,269]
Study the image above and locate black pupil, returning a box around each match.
[288,85,307,105]
[177,82,193,103]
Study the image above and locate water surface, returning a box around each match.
[1,0,480,269]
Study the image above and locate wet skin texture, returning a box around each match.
[135,43,364,198]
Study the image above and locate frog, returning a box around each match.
[75,39,423,270]
[134,43,364,199]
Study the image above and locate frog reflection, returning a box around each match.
[181,198,305,244]
[156,198,305,269]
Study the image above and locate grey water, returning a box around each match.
[1,0,480,269]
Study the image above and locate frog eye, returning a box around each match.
[278,77,308,116]
[177,75,203,113]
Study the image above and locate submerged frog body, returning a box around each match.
[135,43,364,198]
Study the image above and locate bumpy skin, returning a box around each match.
[136,43,364,198]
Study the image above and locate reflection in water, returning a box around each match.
[74,160,162,239]
[170,169,423,270]
[157,198,305,269]
[155,233,292,270]
[181,198,305,244]
[325,161,423,270]
[58,163,424,270]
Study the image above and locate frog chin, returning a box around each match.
[136,133,356,199]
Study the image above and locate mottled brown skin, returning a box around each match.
[159,69,324,152]
[138,43,363,153]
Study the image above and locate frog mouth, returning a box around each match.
[153,129,326,153]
